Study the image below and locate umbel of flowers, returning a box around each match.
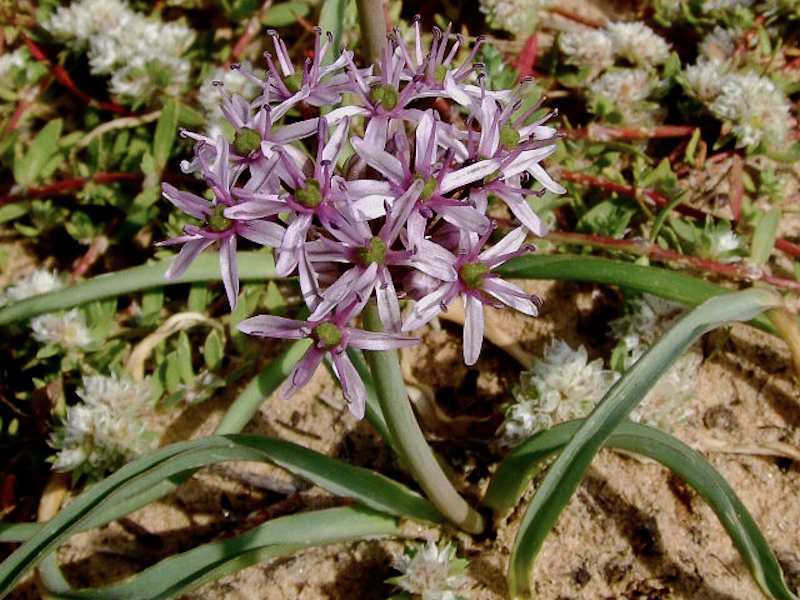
[161,21,564,418]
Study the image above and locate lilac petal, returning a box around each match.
[406,241,457,281]
[437,204,491,236]
[224,196,284,220]
[440,159,500,194]
[350,137,403,183]
[322,117,350,165]
[238,220,285,247]
[485,278,540,316]
[162,184,210,220]
[462,294,484,366]
[331,352,366,419]
[220,236,239,309]
[415,110,437,171]
[376,274,402,332]
[480,226,527,263]
[273,117,320,143]
[309,263,378,322]
[402,285,452,332]
[237,315,310,339]
[443,70,472,107]
[492,187,549,237]
[347,329,420,350]
[164,237,214,281]
[528,162,567,195]
[285,349,325,398]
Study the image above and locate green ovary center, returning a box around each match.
[284,72,303,94]
[208,204,232,232]
[312,322,342,350]
[295,180,322,208]
[499,124,520,147]
[369,84,400,111]
[233,127,262,155]
[414,173,437,201]
[459,261,489,290]
[356,236,387,267]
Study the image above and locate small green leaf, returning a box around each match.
[203,329,224,372]
[14,119,63,187]
[176,330,195,386]
[750,207,780,265]
[153,99,179,172]
[0,202,30,224]
[187,284,209,313]
[261,1,310,26]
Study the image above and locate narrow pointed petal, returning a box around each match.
[237,315,309,338]
[462,294,484,366]
[485,278,540,316]
[164,237,214,281]
[220,236,239,309]
[331,352,366,419]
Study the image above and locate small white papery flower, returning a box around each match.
[42,0,195,101]
[390,540,469,600]
[587,68,663,125]
[701,0,754,13]
[0,269,63,306]
[500,339,620,446]
[610,294,687,352]
[710,71,792,148]
[699,26,740,62]
[479,0,551,35]
[42,0,130,49]
[51,374,155,473]
[607,21,671,68]
[31,308,93,349]
[560,29,614,70]
[682,59,728,103]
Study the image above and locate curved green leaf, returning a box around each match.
[0,251,276,326]
[495,254,782,334]
[0,435,442,596]
[487,420,797,600]
[43,506,398,600]
[503,288,780,598]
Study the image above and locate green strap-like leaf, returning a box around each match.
[495,254,782,334]
[0,251,276,326]
[501,288,780,598]
[487,420,797,600]
[0,435,442,596]
[44,506,399,600]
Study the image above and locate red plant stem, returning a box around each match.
[1,172,143,205]
[548,6,604,28]
[516,33,540,83]
[564,124,697,141]
[547,230,800,292]
[22,37,133,116]
[559,169,708,220]
[3,73,55,135]
[559,168,800,261]
[729,153,744,222]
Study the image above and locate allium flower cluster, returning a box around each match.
[42,0,195,102]
[51,374,156,476]
[388,540,469,600]
[161,23,564,418]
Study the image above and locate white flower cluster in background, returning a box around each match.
[479,0,552,36]
[31,308,93,350]
[51,373,156,475]
[560,22,670,126]
[610,294,699,429]
[0,268,63,306]
[709,71,792,148]
[499,339,619,446]
[42,0,195,102]
[500,294,701,446]
[197,61,261,139]
[388,540,469,600]
[679,28,792,149]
